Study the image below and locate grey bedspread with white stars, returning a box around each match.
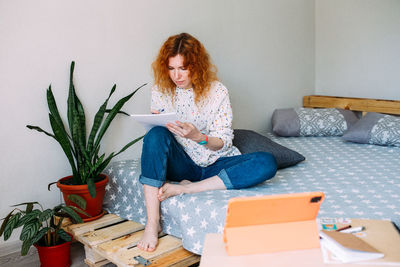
[103,134,400,255]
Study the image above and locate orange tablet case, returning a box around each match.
[223,192,325,256]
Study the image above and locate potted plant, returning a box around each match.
[27,61,144,221]
[0,201,85,267]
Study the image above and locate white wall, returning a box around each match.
[0,0,314,248]
[315,0,400,100]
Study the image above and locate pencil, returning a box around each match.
[340,226,365,234]
[336,225,352,232]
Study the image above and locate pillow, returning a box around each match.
[272,108,359,137]
[233,129,305,169]
[342,112,400,147]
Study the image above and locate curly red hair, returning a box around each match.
[152,33,218,103]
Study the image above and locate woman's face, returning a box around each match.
[168,54,192,89]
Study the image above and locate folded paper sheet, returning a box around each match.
[130,112,178,131]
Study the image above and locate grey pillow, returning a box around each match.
[343,112,400,146]
[233,129,305,169]
[272,108,359,137]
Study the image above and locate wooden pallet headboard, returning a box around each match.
[303,95,400,115]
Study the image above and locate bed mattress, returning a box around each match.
[103,134,400,255]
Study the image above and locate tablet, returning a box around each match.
[224,192,325,255]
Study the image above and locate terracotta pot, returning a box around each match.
[34,238,72,267]
[57,174,109,222]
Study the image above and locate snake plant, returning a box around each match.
[0,201,84,255]
[27,61,145,197]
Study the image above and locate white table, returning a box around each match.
[200,233,389,267]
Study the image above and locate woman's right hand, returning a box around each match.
[151,109,160,114]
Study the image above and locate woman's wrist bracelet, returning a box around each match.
[198,134,208,145]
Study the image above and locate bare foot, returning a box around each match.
[158,181,192,201]
[137,223,162,252]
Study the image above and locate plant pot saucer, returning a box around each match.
[83,210,106,222]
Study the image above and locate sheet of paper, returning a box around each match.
[130,112,178,131]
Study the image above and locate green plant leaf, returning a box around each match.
[87,85,116,153]
[92,83,146,155]
[21,239,32,256]
[68,206,90,219]
[60,206,82,223]
[75,92,86,151]
[20,219,39,241]
[26,125,56,139]
[26,203,33,213]
[114,135,144,158]
[89,153,105,177]
[3,213,21,240]
[94,152,114,178]
[71,109,83,183]
[92,135,143,177]
[52,204,63,214]
[66,62,82,184]
[31,227,49,244]
[47,86,71,141]
[87,177,96,198]
[77,122,91,166]
[15,210,41,228]
[0,211,14,237]
[93,145,101,163]
[48,181,57,191]
[49,113,78,178]
[38,209,53,222]
[27,209,41,216]
[67,61,76,135]
[10,201,38,207]
[105,109,130,116]
[67,194,86,210]
[73,97,87,175]
[57,229,72,242]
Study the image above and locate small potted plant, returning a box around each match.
[27,61,144,221]
[0,201,85,267]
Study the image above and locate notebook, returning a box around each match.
[223,192,325,256]
[319,230,384,263]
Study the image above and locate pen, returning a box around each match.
[339,226,365,234]
[150,109,164,114]
[336,225,352,232]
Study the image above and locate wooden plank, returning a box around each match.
[147,247,200,267]
[97,230,144,254]
[67,213,199,267]
[84,258,110,267]
[78,220,144,247]
[98,231,167,255]
[303,95,400,115]
[112,235,183,267]
[67,214,125,236]
[84,245,106,263]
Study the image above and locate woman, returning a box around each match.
[137,33,277,251]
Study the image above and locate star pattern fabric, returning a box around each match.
[103,134,400,255]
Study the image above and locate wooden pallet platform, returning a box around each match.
[63,214,200,267]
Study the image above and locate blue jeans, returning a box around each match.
[139,126,277,189]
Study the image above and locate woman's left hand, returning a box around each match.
[166,121,203,143]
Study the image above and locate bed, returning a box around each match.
[103,95,400,255]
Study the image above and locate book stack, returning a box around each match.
[318,218,400,265]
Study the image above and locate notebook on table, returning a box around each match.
[223,191,325,256]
